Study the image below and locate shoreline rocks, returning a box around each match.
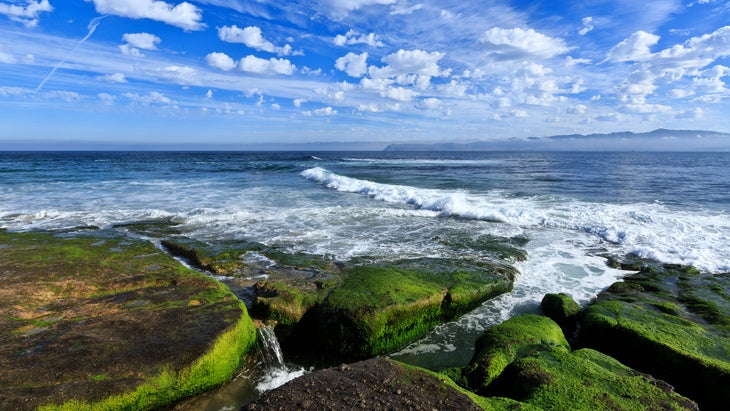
[0,230,257,410]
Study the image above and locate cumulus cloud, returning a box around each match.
[334,30,383,47]
[303,106,337,116]
[218,25,292,56]
[368,49,449,80]
[606,31,660,62]
[122,32,160,50]
[0,0,53,28]
[119,44,144,57]
[97,72,127,83]
[335,52,368,77]
[205,52,236,71]
[239,55,295,75]
[480,27,570,58]
[89,0,204,31]
[123,90,175,104]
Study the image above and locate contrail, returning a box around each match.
[35,16,107,93]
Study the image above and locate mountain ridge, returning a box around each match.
[384,129,730,151]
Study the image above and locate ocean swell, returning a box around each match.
[301,167,730,273]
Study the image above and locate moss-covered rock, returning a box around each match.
[313,258,516,360]
[488,348,698,410]
[579,264,730,411]
[0,230,257,410]
[540,293,580,335]
[459,314,697,410]
[462,314,570,394]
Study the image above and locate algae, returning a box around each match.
[0,230,257,410]
[579,264,730,411]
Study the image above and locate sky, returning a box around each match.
[0,0,729,149]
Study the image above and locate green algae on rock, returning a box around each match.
[0,230,257,411]
[462,314,570,394]
[579,264,730,411]
[314,258,516,360]
[540,292,581,335]
[461,314,698,411]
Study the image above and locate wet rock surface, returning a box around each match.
[0,230,256,410]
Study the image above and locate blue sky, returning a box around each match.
[0,0,729,148]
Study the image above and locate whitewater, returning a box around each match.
[1,150,729,381]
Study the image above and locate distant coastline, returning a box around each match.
[383,129,730,152]
[2,129,729,152]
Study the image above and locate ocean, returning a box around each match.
[2,151,729,403]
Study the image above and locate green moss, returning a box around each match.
[579,265,730,411]
[540,293,580,333]
[0,230,257,410]
[462,314,569,394]
[489,348,697,410]
[317,258,514,359]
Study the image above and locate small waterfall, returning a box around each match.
[257,325,285,368]
[254,325,307,392]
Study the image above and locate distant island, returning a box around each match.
[384,129,730,151]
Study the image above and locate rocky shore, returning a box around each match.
[2,225,727,410]
[0,229,257,410]
[248,260,729,410]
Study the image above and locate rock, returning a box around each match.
[311,258,516,360]
[0,230,257,410]
[579,263,730,411]
[462,314,570,394]
[243,357,485,410]
[461,314,698,410]
[540,292,581,335]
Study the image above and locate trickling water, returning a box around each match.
[254,326,307,393]
[257,325,285,368]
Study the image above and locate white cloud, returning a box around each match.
[122,33,160,50]
[123,91,175,104]
[418,97,441,109]
[98,92,116,105]
[97,72,127,83]
[324,0,395,12]
[314,106,337,115]
[335,52,368,77]
[334,30,383,47]
[205,52,236,71]
[0,0,53,28]
[218,25,292,56]
[383,86,418,101]
[606,31,660,62]
[293,98,305,108]
[676,107,704,119]
[480,27,570,58]
[389,2,422,15]
[119,44,144,57]
[303,105,337,116]
[89,0,204,31]
[205,89,213,99]
[369,49,449,79]
[578,16,594,36]
[239,55,295,75]
[154,65,200,85]
[0,50,16,64]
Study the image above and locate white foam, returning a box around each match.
[302,167,730,273]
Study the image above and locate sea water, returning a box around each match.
[2,151,729,401]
